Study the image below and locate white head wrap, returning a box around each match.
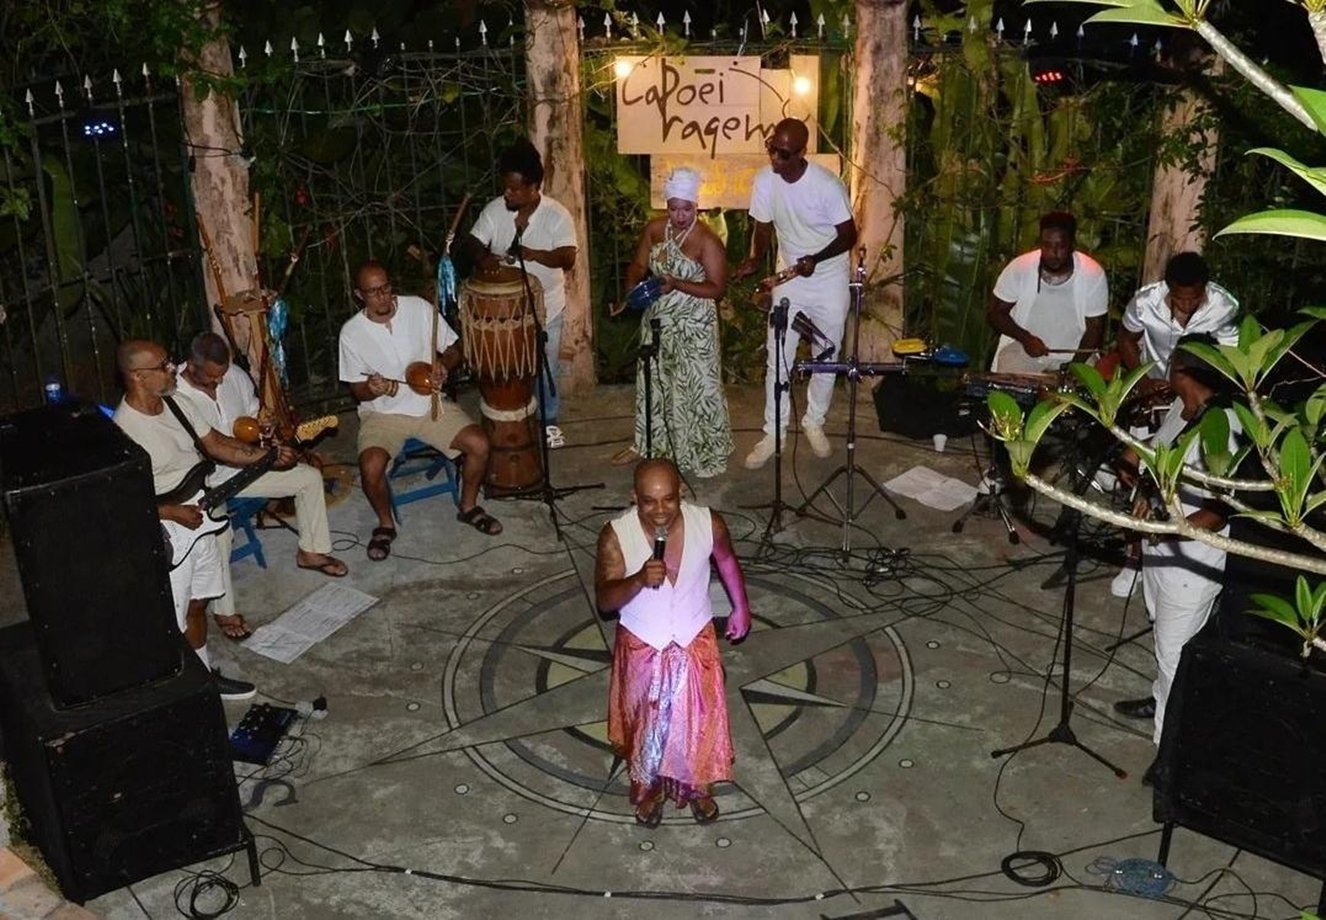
[663,167,701,205]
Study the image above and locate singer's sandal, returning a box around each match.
[457,506,503,536]
[690,796,719,825]
[634,789,666,829]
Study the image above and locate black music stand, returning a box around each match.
[991,502,1128,778]
[793,252,906,556]
[501,243,602,539]
[951,430,1020,544]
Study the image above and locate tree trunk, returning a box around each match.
[524,0,594,394]
[849,0,909,362]
[180,5,258,362]
[1141,76,1221,284]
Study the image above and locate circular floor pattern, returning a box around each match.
[442,570,914,826]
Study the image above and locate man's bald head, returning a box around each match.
[773,117,809,150]
[117,339,158,374]
[634,457,680,493]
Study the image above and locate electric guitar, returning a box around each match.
[157,449,278,569]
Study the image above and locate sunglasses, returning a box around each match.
[132,360,174,373]
[360,282,394,298]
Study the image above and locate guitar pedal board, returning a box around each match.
[229,703,298,765]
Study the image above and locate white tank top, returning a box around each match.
[610,502,715,651]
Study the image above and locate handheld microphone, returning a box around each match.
[653,526,667,561]
[770,297,790,333]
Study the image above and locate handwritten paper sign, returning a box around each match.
[650,154,843,210]
[616,55,819,158]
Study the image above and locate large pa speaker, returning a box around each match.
[1156,622,1326,880]
[0,623,250,903]
[0,400,180,706]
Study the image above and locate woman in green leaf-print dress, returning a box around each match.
[620,168,733,478]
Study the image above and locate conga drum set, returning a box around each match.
[460,265,546,496]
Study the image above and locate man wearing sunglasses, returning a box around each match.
[734,117,858,469]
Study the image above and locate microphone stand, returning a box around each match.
[793,250,906,557]
[501,225,602,540]
[990,503,1128,778]
[639,316,661,457]
[742,298,792,545]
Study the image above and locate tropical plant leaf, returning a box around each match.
[1199,407,1232,476]
[1178,341,1243,389]
[1260,321,1315,384]
[1236,314,1262,351]
[1246,147,1326,198]
[1069,361,1107,397]
[1299,306,1326,322]
[986,391,1024,440]
[1290,85,1326,137]
[1216,209,1326,242]
[1025,399,1071,445]
[1249,593,1304,632]
[1085,6,1187,27]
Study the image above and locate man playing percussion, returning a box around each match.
[465,138,578,448]
[175,332,347,639]
[1118,252,1239,394]
[339,260,501,561]
[734,117,857,468]
[987,211,1107,374]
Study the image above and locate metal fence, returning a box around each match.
[1,70,206,413]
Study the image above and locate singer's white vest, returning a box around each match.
[610,502,715,651]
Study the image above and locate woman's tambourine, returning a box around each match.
[624,276,665,312]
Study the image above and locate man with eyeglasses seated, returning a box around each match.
[175,332,348,642]
[113,339,293,700]
[338,259,501,563]
[734,117,858,469]
[986,210,1108,375]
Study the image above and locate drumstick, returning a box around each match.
[1045,347,1099,355]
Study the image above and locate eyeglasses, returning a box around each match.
[361,282,394,298]
[764,139,798,160]
[132,360,174,374]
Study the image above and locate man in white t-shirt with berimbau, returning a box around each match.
[735,117,858,469]
[465,137,578,448]
[338,260,501,563]
[987,211,1108,374]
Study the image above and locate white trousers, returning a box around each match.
[213,463,332,617]
[167,531,224,632]
[1143,537,1226,744]
[762,274,850,434]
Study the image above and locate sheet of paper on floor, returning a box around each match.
[883,465,979,512]
[245,582,380,663]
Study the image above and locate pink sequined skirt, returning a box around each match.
[608,622,734,806]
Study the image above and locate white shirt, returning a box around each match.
[749,162,854,295]
[1122,281,1239,379]
[175,364,260,485]
[610,502,715,651]
[338,294,459,418]
[113,396,214,495]
[469,194,578,320]
[991,250,1108,372]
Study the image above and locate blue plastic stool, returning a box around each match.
[388,437,461,522]
[227,497,269,568]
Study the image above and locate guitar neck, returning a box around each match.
[201,450,277,510]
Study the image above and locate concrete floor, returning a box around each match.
[1,381,1320,919]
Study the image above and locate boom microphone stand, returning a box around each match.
[990,503,1128,778]
[793,251,906,555]
[743,299,792,544]
[504,231,602,540]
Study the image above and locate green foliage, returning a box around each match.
[1250,576,1326,657]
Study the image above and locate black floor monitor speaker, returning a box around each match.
[0,400,180,706]
[1157,623,1326,881]
[0,623,251,903]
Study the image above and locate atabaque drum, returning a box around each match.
[461,265,545,495]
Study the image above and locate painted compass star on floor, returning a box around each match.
[381,569,917,860]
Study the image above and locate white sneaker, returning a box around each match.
[546,425,565,449]
[744,434,777,470]
[803,424,832,459]
[1111,562,1141,598]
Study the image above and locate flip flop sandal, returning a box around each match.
[212,614,253,642]
[634,795,665,829]
[690,797,719,825]
[297,556,348,577]
[457,506,503,535]
[367,526,397,561]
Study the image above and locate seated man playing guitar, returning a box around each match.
[113,339,296,700]
[176,332,347,641]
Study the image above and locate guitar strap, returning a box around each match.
[163,395,217,475]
